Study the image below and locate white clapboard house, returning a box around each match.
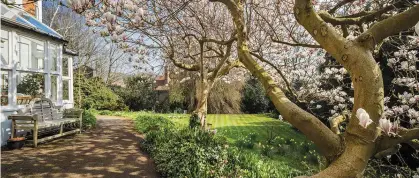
[1,1,76,146]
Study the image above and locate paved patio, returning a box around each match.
[1,116,158,178]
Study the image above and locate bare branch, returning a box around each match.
[214,60,244,78]
[209,43,233,80]
[271,38,321,48]
[374,144,401,159]
[377,127,419,153]
[202,36,237,45]
[328,0,356,14]
[294,0,347,59]
[320,1,407,26]
[249,51,299,101]
[360,4,419,47]
[168,50,200,71]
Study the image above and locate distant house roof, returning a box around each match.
[1,3,66,42]
[155,85,169,91]
[156,75,166,81]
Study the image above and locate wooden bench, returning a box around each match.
[8,98,83,147]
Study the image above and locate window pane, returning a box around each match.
[1,30,9,65]
[51,75,57,101]
[19,40,30,69]
[1,71,9,106]
[50,45,57,71]
[19,36,44,70]
[16,72,44,102]
[63,80,69,100]
[32,41,44,69]
[63,57,68,76]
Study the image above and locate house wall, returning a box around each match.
[0,25,73,146]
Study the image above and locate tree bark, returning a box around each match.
[194,78,212,128]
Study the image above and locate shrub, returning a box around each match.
[82,110,97,129]
[74,74,127,111]
[111,75,157,111]
[138,114,306,177]
[277,144,292,156]
[189,113,201,129]
[271,136,286,146]
[260,144,275,158]
[304,150,320,165]
[98,110,113,115]
[134,115,173,133]
[236,133,257,149]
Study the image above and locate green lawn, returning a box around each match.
[103,111,306,144]
[101,111,321,172]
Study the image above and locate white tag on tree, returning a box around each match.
[415,21,419,35]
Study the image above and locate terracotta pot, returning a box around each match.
[7,137,25,150]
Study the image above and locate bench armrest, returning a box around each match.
[63,108,83,119]
[8,114,38,121]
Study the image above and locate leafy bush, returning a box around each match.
[74,73,127,111]
[134,115,173,133]
[236,132,257,149]
[189,113,201,129]
[138,114,304,177]
[260,144,275,158]
[111,75,157,111]
[82,110,97,129]
[241,76,276,114]
[98,110,113,115]
[277,144,292,156]
[304,150,320,165]
[271,136,287,146]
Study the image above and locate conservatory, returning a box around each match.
[0,3,76,146]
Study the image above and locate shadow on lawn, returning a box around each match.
[1,116,158,178]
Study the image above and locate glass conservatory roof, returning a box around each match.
[1,3,64,40]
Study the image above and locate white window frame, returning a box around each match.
[0,27,68,110]
[62,55,73,106]
[1,29,12,68]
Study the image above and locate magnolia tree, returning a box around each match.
[68,0,244,127]
[207,0,419,177]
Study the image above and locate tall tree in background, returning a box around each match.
[241,76,271,114]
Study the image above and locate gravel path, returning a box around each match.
[1,115,159,178]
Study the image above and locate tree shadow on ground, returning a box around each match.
[1,116,159,178]
[214,121,306,143]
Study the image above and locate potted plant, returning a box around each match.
[7,137,26,150]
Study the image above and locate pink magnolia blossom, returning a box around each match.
[391,120,400,134]
[104,12,116,23]
[379,118,393,136]
[356,108,373,128]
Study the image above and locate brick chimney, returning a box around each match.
[23,0,36,16]
[20,0,42,21]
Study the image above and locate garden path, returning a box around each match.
[1,115,159,178]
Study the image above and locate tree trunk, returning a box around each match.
[194,78,211,128]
